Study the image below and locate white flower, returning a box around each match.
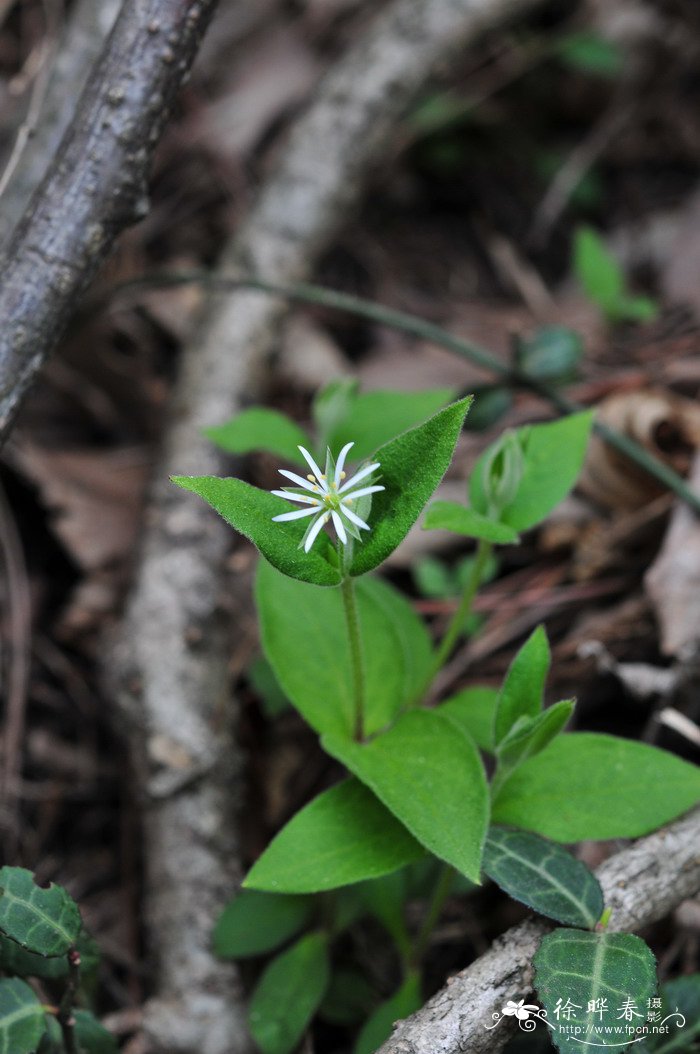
[271,442,384,553]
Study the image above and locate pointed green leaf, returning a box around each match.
[423,501,519,544]
[324,710,489,881]
[72,1011,118,1053]
[204,408,310,465]
[172,476,340,586]
[494,627,550,745]
[483,826,604,928]
[0,979,46,1054]
[244,780,424,893]
[534,930,656,1054]
[249,933,330,1054]
[0,868,81,957]
[493,733,700,841]
[439,686,498,752]
[328,388,455,461]
[497,700,574,770]
[349,398,473,577]
[469,413,594,533]
[354,972,422,1054]
[256,561,420,738]
[214,891,313,959]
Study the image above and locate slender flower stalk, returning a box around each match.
[271,442,384,552]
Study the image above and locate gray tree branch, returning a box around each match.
[379,806,700,1054]
[0,0,218,443]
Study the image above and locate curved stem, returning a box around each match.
[341,574,366,742]
[100,270,700,515]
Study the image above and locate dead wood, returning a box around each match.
[0,0,219,443]
[378,806,700,1054]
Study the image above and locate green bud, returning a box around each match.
[480,431,525,519]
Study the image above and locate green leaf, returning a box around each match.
[493,733,700,841]
[349,398,473,577]
[248,657,290,718]
[423,501,519,544]
[203,408,310,465]
[0,979,46,1054]
[469,413,594,533]
[413,556,456,599]
[439,686,498,752]
[172,476,340,586]
[517,327,583,383]
[319,968,375,1026]
[355,871,411,956]
[0,867,81,958]
[613,295,659,324]
[497,700,574,770]
[244,779,424,893]
[483,826,604,928]
[534,930,656,1054]
[257,561,423,738]
[555,31,624,76]
[214,890,313,959]
[312,379,359,451]
[637,975,700,1053]
[463,387,512,432]
[249,932,330,1054]
[72,1011,118,1054]
[494,627,550,745]
[354,972,422,1054]
[324,710,489,882]
[327,388,455,462]
[574,226,625,313]
[0,926,99,980]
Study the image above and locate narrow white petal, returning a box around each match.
[338,462,380,493]
[334,442,354,487]
[298,446,328,491]
[304,512,329,552]
[331,511,347,544]
[340,504,370,530]
[271,490,321,505]
[341,485,385,500]
[278,468,318,493]
[272,507,321,522]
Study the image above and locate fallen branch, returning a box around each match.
[378,806,700,1054]
[110,1,544,1051]
[0,0,219,444]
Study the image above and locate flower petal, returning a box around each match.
[338,462,380,493]
[341,485,385,500]
[340,504,370,531]
[298,446,328,490]
[334,442,354,487]
[271,490,322,505]
[278,469,319,493]
[304,512,329,553]
[331,511,347,544]
[272,507,321,522]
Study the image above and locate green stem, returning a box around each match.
[410,863,454,966]
[431,539,492,683]
[99,271,700,516]
[57,947,81,1054]
[341,574,366,742]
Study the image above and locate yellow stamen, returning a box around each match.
[307,474,315,482]
[320,474,327,480]
[345,497,353,504]
[340,471,346,479]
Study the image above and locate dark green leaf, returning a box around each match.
[483,826,604,928]
[497,700,574,770]
[439,686,498,752]
[327,389,455,462]
[0,926,99,980]
[493,733,700,841]
[319,968,375,1026]
[494,627,550,745]
[463,387,512,432]
[249,932,330,1054]
[517,327,583,383]
[354,973,422,1054]
[534,929,656,1054]
[324,710,489,881]
[350,398,473,577]
[214,890,313,959]
[244,779,424,894]
[203,408,310,465]
[355,871,410,955]
[257,561,423,738]
[248,657,290,718]
[172,476,340,586]
[555,32,624,76]
[0,867,81,958]
[423,501,519,544]
[636,975,700,1053]
[0,978,46,1054]
[72,1011,118,1054]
